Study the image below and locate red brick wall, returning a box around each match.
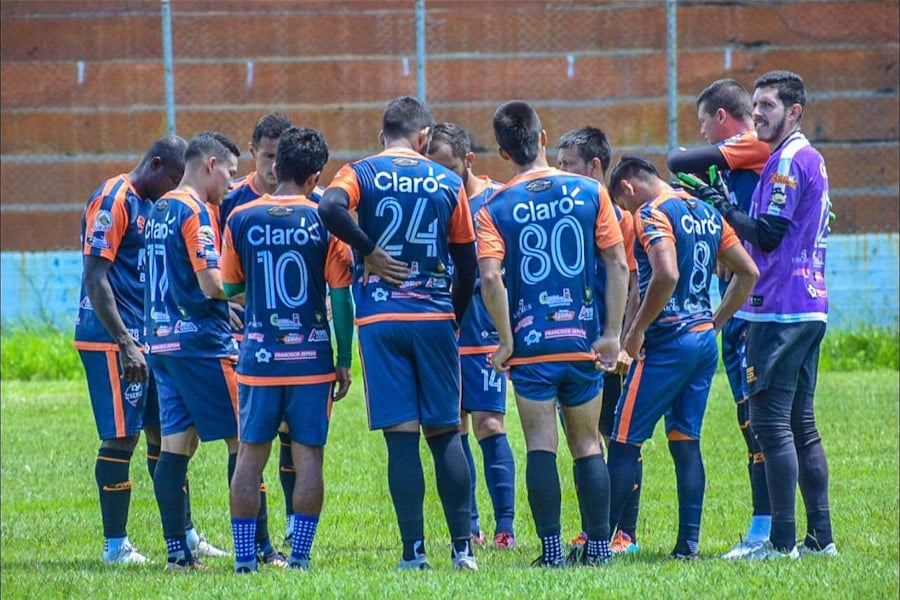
[1,0,897,250]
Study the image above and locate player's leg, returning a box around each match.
[80,349,148,564]
[457,410,483,545]
[416,321,475,570]
[359,322,429,570]
[558,362,610,565]
[277,422,295,546]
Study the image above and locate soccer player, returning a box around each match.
[216,112,296,561]
[427,122,517,550]
[222,126,354,572]
[75,135,186,564]
[680,71,836,560]
[318,96,479,571]
[605,155,758,560]
[555,125,642,554]
[144,131,248,571]
[667,78,773,559]
[477,101,629,568]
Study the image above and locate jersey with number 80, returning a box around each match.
[476,168,623,365]
[326,148,475,325]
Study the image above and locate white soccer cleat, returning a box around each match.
[451,546,478,571]
[798,542,838,557]
[743,541,800,561]
[720,538,767,560]
[190,534,231,558]
[103,540,150,564]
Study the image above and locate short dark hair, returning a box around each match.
[608,154,660,195]
[252,113,292,147]
[754,70,806,109]
[184,131,241,164]
[382,96,434,140]
[275,127,329,186]
[431,123,471,159]
[140,135,187,170]
[697,78,752,120]
[493,100,541,166]
[556,126,612,174]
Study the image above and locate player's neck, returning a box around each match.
[252,172,276,195]
[466,173,489,199]
[515,156,550,176]
[176,181,205,203]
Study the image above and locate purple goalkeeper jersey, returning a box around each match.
[735,131,830,323]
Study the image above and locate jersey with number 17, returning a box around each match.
[326,148,475,325]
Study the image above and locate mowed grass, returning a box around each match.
[1,368,898,599]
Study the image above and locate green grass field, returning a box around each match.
[1,365,898,599]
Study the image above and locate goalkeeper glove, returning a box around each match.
[675,169,732,216]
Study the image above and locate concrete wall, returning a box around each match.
[1,0,898,250]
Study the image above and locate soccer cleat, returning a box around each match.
[568,531,587,549]
[470,530,486,547]
[610,531,640,554]
[282,532,294,550]
[234,565,257,574]
[451,546,478,571]
[493,532,517,550]
[669,550,700,561]
[259,549,289,568]
[565,544,611,567]
[165,557,206,571]
[396,553,432,571]
[189,534,230,558]
[102,540,150,565]
[743,541,800,561]
[798,542,838,557]
[288,558,310,571]
[531,555,566,568]
[720,538,766,560]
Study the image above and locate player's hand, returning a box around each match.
[333,366,352,401]
[676,171,730,215]
[228,301,244,330]
[119,341,149,383]
[592,332,621,372]
[613,349,633,375]
[489,342,513,374]
[363,247,410,286]
[622,326,646,362]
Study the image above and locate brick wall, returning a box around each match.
[1,0,897,250]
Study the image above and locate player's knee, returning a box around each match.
[472,412,505,440]
[101,434,140,453]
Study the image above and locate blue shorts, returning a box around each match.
[238,382,333,446]
[148,354,239,442]
[510,360,601,407]
[721,316,749,402]
[358,320,461,430]
[461,351,508,414]
[612,327,718,444]
[79,349,148,440]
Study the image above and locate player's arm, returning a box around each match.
[196,268,229,300]
[330,286,353,401]
[624,238,678,360]
[319,187,409,286]
[597,242,628,369]
[479,256,512,373]
[82,255,147,383]
[714,243,759,332]
[667,145,728,175]
[449,242,476,325]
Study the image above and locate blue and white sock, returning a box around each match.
[232,517,257,570]
[290,513,319,562]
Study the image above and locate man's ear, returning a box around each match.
[465,151,475,170]
[716,107,728,123]
[377,130,385,147]
[539,129,548,148]
[206,155,218,173]
[788,102,804,123]
[248,143,258,159]
[498,147,511,162]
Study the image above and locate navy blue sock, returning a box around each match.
[573,454,611,542]
[426,430,472,546]
[384,431,425,559]
[525,450,561,538]
[797,439,833,549]
[255,478,272,554]
[278,431,296,520]
[617,454,643,540]
[184,473,194,531]
[146,443,160,479]
[479,433,516,535]
[460,433,480,535]
[669,439,705,555]
[96,447,133,539]
[606,441,641,534]
[740,402,771,516]
[154,451,191,559]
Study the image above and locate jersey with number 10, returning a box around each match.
[476,168,623,365]
[326,148,475,325]
[221,194,352,383]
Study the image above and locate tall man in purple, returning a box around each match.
[319,96,479,571]
[681,71,836,560]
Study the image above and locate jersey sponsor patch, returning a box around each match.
[92,210,113,233]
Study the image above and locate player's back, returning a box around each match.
[479,168,606,364]
[223,195,346,380]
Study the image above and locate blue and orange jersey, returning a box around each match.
[633,186,741,345]
[593,201,637,335]
[219,172,264,232]
[74,174,150,349]
[220,194,353,385]
[326,148,475,326]
[717,129,770,213]
[143,190,235,357]
[476,167,623,365]
[458,177,504,354]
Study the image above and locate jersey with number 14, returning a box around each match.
[326,148,475,325]
[221,195,352,383]
[476,168,623,365]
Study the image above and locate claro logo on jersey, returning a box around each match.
[680,214,721,235]
[374,167,449,193]
[513,196,583,224]
[247,220,322,246]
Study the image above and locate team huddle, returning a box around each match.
[75,69,836,572]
